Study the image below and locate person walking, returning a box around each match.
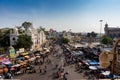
[39,66,42,73]
[43,65,47,74]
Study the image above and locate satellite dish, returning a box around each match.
[99,50,112,68]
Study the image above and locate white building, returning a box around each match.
[10,27,19,46]
[10,25,46,50]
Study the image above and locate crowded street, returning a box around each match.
[13,44,87,80]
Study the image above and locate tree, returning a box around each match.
[22,22,32,31]
[0,29,11,47]
[101,36,113,45]
[87,31,97,37]
[61,37,70,44]
[0,34,10,47]
[37,26,45,33]
[87,33,91,37]
[14,34,33,49]
[91,31,97,37]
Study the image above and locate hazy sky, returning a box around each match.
[0,0,120,33]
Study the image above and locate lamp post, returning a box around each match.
[99,20,103,38]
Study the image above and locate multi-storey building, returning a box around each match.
[10,25,46,50]
[104,23,120,39]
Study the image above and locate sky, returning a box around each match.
[1,0,120,33]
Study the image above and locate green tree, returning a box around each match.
[37,26,45,33]
[101,36,113,45]
[22,22,32,31]
[0,34,10,47]
[0,29,11,47]
[87,33,91,37]
[91,31,97,37]
[14,34,33,49]
[87,31,97,37]
[61,37,70,44]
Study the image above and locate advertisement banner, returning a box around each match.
[9,46,15,58]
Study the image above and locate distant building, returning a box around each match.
[104,23,120,39]
[10,25,46,50]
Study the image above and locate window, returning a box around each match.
[13,37,15,41]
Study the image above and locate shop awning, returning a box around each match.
[2,60,11,65]
[22,52,28,56]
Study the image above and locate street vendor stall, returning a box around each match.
[2,60,11,65]
[24,55,30,59]
[2,60,12,69]
[29,57,36,61]
[21,52,29,56]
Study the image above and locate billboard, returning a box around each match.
[9,46,15,58]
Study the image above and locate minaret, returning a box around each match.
[104,22,108,36]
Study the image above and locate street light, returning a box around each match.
[99,20,103,38]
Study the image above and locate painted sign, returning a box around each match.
[9,46,15,58]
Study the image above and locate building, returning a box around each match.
[104,23,120,39]
[10,27,19,46]
[10,25,46,50]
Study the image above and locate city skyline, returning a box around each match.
[1,0,120,33]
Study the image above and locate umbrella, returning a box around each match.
[89,66,98,70]
[14,64,21,67]
[35,54,40,56]
[10,67,15,70]
[36,56,40,58]
[102,71,110,75]
[24,56,30,59]
[29,57,36,61]
[2,60,11,65]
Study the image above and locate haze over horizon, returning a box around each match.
[1,0,120,33]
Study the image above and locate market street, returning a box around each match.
[14,44,87,80]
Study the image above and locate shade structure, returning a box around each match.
[10,67,15,70]
[35,54,40,56]
[14,64,21,67]
[2,60,11,65]
[24,55,30,59]
[29,57,36,61]
[88,61,99,65]
[36,56,40,58]
[102,71,110,75]
[89,66,98,70]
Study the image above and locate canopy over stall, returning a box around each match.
[2,60,11,65]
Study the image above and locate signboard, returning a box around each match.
[19,48,24,53]
[9,46,15,58]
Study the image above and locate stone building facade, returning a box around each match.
[10,26,46,50]
[104,23,120,39]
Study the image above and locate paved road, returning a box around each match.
[14,45,87,80]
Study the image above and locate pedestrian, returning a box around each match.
[43,65,47,73]
[43,68,46,73]
[39,66,42,73]
[63,72,68,80]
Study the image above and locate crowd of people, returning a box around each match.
[62,44,117,79]
[0,43,117,80]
